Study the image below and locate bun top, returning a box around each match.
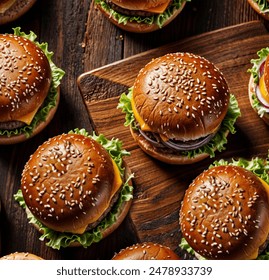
[110,0,168,11]
[0,252,43,260]
[132,52,230,141]
[0,34,51,122]
[21,133,118,234]
[180,165,269,260]
[112,242,180,260]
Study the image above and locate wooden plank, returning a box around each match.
[77,21,269,255]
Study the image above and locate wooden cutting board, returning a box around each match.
[77,21,269,256]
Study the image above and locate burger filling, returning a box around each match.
[118,87,241,158]
[249,47,269,117]
[0,27,65,138]
[95,0,190,28]
[252,0,269,12]
[14,129,133,249]
[179,156,269,260]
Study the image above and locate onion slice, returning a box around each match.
[161,133,215,151]
[139,129,215,152]
[255,85,269,110]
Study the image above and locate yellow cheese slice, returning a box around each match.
[259,74,269,104]
[144,1,170,14]
[16,106,40,125]
[131,95,152,131]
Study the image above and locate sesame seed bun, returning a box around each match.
[130,52,230,164]
[0,252,43,260]
[247,0,269,21]
[180,165,269,260]
[0,33,57,144]
[20,133,132,245]
[95,0,186,33]
[0,0,36,25]
[112,242,180,260]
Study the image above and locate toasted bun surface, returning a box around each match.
[133,53,230,141]
[110,0,170,11]
[0,252,43,260]
[0,0,37,25]
[21,133,120,234]
[180,165,269,260]
[247,0,269,21]
[112,242,180,260]
[0,34,51,122]
[0,87,60,145]
[96,1,186,33]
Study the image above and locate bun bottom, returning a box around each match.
[130,127,213,165]
[0,88,60,145]
[247,0,269,20]
[27,162,133,247]
[0,0,37,25]
[96,2,186,33]
[248,75,269,125]
[0,252,43,260]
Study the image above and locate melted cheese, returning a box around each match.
[259,74,269,104]
[0,0,16,13]
[16,106,40,125]
[144,1,170,14]
[131,95,152,131]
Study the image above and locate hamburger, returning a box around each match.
[94,0,190,33]
[179,157,269,260]
[112,242,180,260]
[0,0,36,25]
[118,52,241,164]
[14,128,133,249]
[0,27,65,145]
[0,252,43,260]
[248,47,269,125]
[247,0,269,20]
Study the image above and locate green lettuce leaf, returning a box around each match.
[94,0,190,28]
[252,0,269,12]
[0,27,65,138]
[248,47,269,118]
[179,155,269,260]
[14,129,133,249]
[117,88,241,159]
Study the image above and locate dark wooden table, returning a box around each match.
[0,0,266,260]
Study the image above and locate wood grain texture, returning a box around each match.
[0,0,268,260]
[78,21,269,256]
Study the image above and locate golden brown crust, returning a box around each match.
[110,0,170,11]
[248,74,269,125]
[0,87,60,145]
[112,242,180,260]
[96,1,186,33]
[247,0,269,21]
[180,165,269,260]
[133,53,230,141]
[130,127,214,164]
[0,34,51,122]
[0,252,43,260]
[27,160,133,247]
[21,133,117,234]
[0,0,37,25]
